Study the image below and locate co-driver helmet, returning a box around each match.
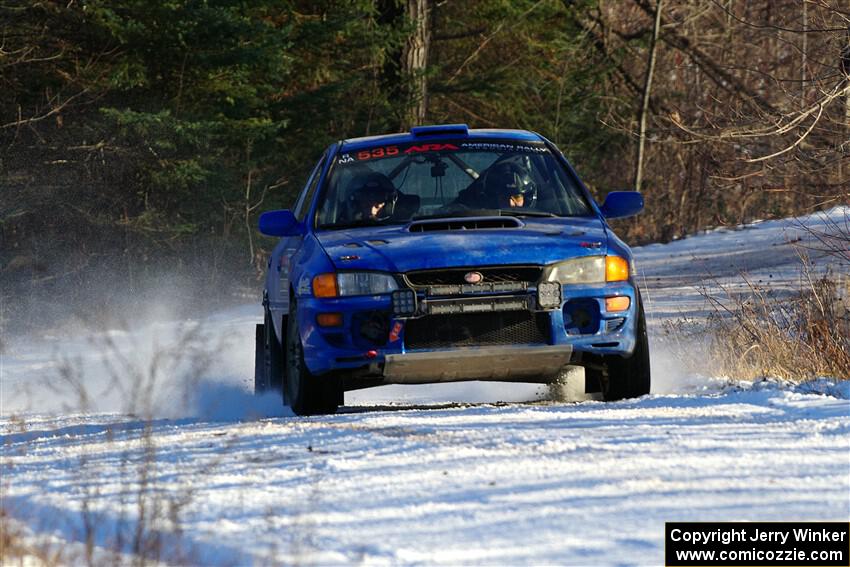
[482,161,537,208]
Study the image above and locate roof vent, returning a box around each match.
[408,216,521,232]
[410,124,469,138]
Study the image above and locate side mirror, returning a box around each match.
[258,210,304,237]
[600,191,644,219]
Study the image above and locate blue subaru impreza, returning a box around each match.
[255,124,649,414]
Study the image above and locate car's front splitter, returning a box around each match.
[383,344,573,384]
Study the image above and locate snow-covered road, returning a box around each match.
[2,209,848,565]
[3,387,849,565]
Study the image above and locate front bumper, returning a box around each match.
[285,279,638,381]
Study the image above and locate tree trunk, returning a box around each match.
[841,26,850,129]
[800,0,807,109]
[402,0,431,128]
[842,28,849,184]
[634,0,662,192]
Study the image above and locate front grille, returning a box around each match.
[404,311,550,349]
[405,266,542,287]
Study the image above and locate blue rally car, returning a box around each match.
[255,124,650,415]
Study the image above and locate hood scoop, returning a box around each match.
[408,216,522,233]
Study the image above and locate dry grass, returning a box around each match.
[699,268,850,382]
[0,507,66,566]
[660,212,850,384]
[1,321,231,566]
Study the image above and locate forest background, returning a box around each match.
[2,0,848,331]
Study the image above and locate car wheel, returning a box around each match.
[284,299,341,415]
[254,310,284,395]
[603,294,651,401]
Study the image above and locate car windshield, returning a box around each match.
[316,139,592,229]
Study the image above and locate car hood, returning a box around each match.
[316,216,610,273]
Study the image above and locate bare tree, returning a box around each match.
[634,0,663,192]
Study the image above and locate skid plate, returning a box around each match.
[383,345,572,384]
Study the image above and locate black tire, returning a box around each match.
[603,295,651,401]
[254,323,266,394]
[284,299,341,415]
[254,310,284,395]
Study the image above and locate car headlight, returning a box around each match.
[545,256,630,285]
[313,272,399,298]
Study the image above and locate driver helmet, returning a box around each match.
[349,172,398,221]
[483,162,536,208]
